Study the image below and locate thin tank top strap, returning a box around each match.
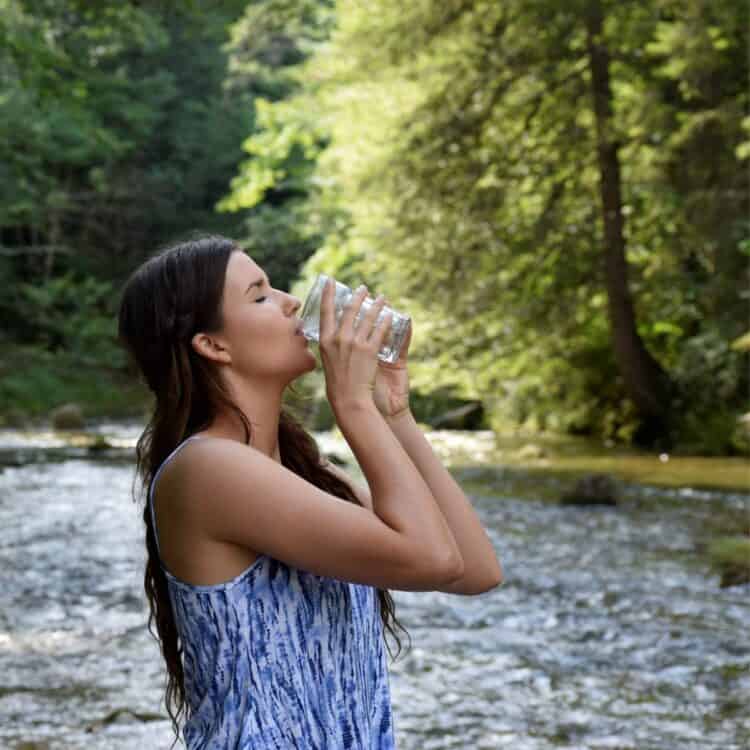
[148,435,203,563]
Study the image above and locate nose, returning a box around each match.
[284,292,301,316]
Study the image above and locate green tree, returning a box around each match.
[0,0,252,417]
[218,0,336,291]
[265,0,749,451]
[0,0,250,280]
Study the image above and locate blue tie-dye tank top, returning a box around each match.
[148,436,397,749]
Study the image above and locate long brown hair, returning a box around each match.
[117,235,411,746]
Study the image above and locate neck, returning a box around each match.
[203,374,285,464]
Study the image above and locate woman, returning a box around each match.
[118,235,502,749]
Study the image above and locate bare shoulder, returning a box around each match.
[319,455,373,513]
[153,435,458,591]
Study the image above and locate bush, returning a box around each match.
[0,345,148,422]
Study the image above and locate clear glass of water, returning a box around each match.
[299,273,412,364]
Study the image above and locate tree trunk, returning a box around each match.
[585,0,675,449]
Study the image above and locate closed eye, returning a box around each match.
[255,296,267,303]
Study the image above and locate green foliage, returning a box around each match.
[0,0,253,416]
[0,344,148,421]
[266,0,749,451]
[218,0,335,291]
[1,0,747,457]
[0,0,250,277]
[17,273,123,367]
[0,0,169,230]
[708,536,750,568]
[238,202,322,293]
[707,535,750,587]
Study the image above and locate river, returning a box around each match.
[0,423,748,749]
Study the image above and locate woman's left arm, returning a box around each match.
[384,408,504,595]
[371,311,503,594]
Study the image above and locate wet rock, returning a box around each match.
[429,401,485,430]
[50,403,85,431]
[85,706,162,732]
[560,474,619,506]
[517,443,547,460]
[86,435,114,453]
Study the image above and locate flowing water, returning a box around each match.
[0,424,748,749]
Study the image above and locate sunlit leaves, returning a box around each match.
[281,0,748,442]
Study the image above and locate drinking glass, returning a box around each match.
[298,273,411,364]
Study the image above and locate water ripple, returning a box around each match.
[0,430,747,749]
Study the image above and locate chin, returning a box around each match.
[300,352,318,374]
[288,351,317,380]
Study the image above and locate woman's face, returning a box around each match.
[214,250,316,381]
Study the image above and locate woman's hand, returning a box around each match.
[372,305,412,420]
[319,280,392,415]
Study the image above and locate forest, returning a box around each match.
[1,0,748,456]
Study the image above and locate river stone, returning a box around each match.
[429,401,485,430]
[85,707,163,733]
[87,435,114,453]
[50,403,85,430]
[517,443,547,460]
[560,474,619,506]
[720,565,750,588]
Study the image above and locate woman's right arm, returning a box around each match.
[168,279,464,591]
[168,415,464,592]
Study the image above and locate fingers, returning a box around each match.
[319,276,336,344]
[319,278,392,356]
[355,293,386,344]
[338,284,369,342]
[370,304,393,352]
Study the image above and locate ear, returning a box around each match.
[191,331,232,364]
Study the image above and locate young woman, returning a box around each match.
[118,235,502,749]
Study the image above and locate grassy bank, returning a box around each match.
[706,536,750,588]
[0,346,150,426]
[3,354,749,493]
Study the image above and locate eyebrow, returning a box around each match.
[245,275,268,295]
